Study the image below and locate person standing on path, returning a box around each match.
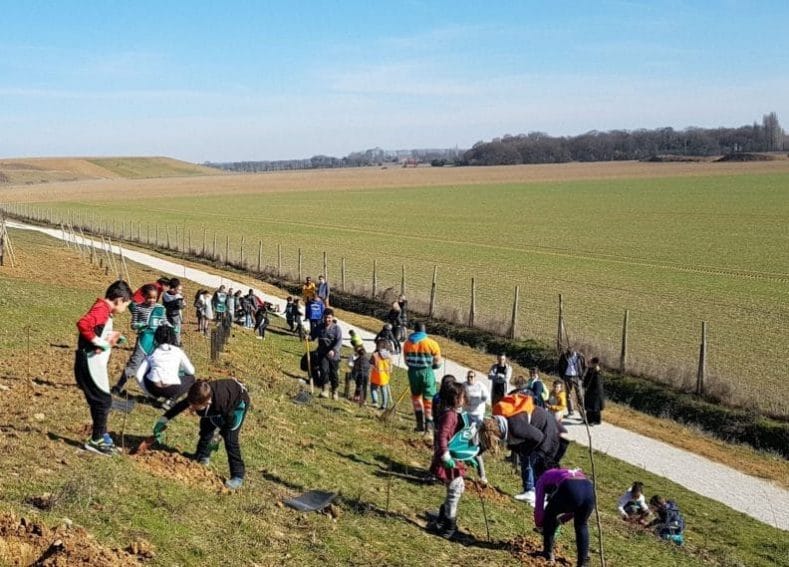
[302,276,316,314]
[582,357,604,425]
[314,309,343,399]
[488,354,513,405]
[403,322,443,433]
[559,348,586,417]
[317,275,330,307]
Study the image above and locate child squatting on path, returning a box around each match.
[153,378,251,490]
[75,280,133,455]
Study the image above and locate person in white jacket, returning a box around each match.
[136,325,196,409]
[463,370,489,484]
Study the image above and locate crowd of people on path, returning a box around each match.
[73,274,685,565]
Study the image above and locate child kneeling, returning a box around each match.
[153,378,250,490]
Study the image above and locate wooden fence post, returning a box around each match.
[240,236,245,268]
[257,240,262,272]
[558,294,564,352]
[696,321,707,396]
[428,265,438,318]
[372,259,378,298]
[468,277,476,327]
[225,235,229,265]
[174,226,178,250]
[202,229,207,256]
[323,251,328,281]
[298,248,303,281]
[401,265,406,296]
[620,309,630,373]
[341,257,346,292]
[277,244,282,277]
[508,285,520,340]
[155,225,159,246]
[188,229,192,253]
[212,232,217,260]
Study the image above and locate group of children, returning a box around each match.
[428,361,684,565]
[194,286,272,340]
[75,277,683,557]
[76,280,252,490]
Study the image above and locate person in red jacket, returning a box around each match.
[75,280,133,455]
[427,380,467,540]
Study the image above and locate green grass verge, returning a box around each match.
[0,229,785,566]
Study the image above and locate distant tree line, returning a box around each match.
[205,147,463,172]
[460,113,785,166]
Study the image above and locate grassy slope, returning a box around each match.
[0,229,786,566]
[36,171,789,416]
[0,157,220,184]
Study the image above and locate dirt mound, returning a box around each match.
[507,536,572,566]
[132,451,226,492]
[0,512,146,566]
[465,481,511,504]
[716,152,776,162]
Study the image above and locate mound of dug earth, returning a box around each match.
[507,535,573,566]
[0,512,149,566]
[133,451,226,492]
[716,152,776,162]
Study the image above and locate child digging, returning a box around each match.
[75,280,133,455]
[153,378,250,490]
[427,380,467,540]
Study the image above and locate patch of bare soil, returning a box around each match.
[0,512,149,566]
[465,481,511,504]
[716,152,776,162]
[132,450,227,492]
[506,535,572,566]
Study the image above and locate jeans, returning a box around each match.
[520,453,536,492]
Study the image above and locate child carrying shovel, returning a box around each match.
[152,378,250,490]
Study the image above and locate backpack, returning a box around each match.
[529,378,550,405]
[493,393,534,418]
[448,412,479,463]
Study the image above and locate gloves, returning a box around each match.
[441,453,455,470]
[152,417,169,443]
[207,432,221,454]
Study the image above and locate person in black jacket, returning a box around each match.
[374,323,399,354]
[582,357,604,425]
[153,378,250,490]
[313,309,343,399]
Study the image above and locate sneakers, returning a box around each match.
[198,457,210,467]
[84,433,118,456]
[319,389,330,399]
[225,477,244,490]
[514,490,536,505]
[332,391,339,401]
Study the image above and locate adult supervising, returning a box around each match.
[403,322,443,433]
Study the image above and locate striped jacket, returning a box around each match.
[403,332,441,369]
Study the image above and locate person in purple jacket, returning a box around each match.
[534,467,596,567]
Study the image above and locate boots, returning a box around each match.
[424,419,435,437]
[413,410,425,432]
[426,504,447,532]
[438,516,457,540]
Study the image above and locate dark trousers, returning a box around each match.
[491,382,507,406]
[585,410,602,425]
[144,374,196,400]
[544,479,595,565]
[195,409,248,479]
[354,373,369,403]
[563,376,579,413]
[74,351,112,440]
[319,355,340,391]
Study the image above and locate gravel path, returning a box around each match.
[10,221,788,530]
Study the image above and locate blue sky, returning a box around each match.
[1,1,788,161]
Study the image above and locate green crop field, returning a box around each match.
[5,165,789,417]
